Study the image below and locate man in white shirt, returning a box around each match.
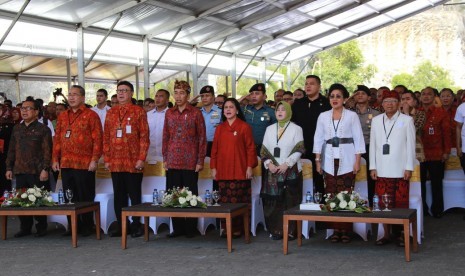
[147,89,170,161]
[91,89,111,128]
[369,90,415,246]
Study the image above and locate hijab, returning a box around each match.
[276,101,292,128]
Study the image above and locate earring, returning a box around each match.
[236,111,238,114]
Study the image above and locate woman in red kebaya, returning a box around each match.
[211,98,257,238]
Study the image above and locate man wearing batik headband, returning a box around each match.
[352,85,381,206]
[163,80,206,238]
[199,85,221,157]
[370,90,415,246]
[243,83,277,155]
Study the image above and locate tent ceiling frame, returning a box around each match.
[0,0,30,47]
[82,0,148,28]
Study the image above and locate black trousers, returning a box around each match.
[308,155,325,198]
[362,144,376,207]
[61,169,96,231]
[166,169,198,235]
[15,174,49,232]
[111,172,142,227]
[206,141,213,157]
[420,160,444,216]
[460,153,465,175]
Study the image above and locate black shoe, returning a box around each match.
[35,230,47,237]
[109,229,122,237]
[131,227,144,238]
[185,232,196,238]
[62,230,72,237]
[166,232,183,238]
[14,230,31,238]
[80,228,92,237]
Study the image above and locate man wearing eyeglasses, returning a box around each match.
[6,99,52,238]
[103,81,149,238]
[52,85,103,237]
[215,95,226,109]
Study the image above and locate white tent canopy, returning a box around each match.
[0,0,449,96]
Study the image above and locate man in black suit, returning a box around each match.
[291,75,331,198]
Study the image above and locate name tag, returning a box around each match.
[65,130,71,138]
[116,128,123,138]
[126,125,132,134]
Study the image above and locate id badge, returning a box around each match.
[383,144,390,155]
[126,125,132,134]
[332,137,340,147]
[65,130,71,138]
[429,127,434,135]
[260,116,264,121]
[116,128,123,138]
[273,147,281,158]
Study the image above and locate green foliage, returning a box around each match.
[391,61,456,91]
[313,40,377,93]
[288,40,376,93]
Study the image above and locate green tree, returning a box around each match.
[288,40,376,93]
[391,61,456,91]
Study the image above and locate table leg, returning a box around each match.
[121,213,127,249]
[297,219,302,247]
[144,217,149,242]
[1,216,6,240]
[71,213,78,248]
[283,215,289,255]
[243,209,250,244]
[226,214,232,253]
[95,208,101,240]
[403,220,411,262]
[411,217,418,253]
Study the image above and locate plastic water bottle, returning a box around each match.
[373,194,380,211]
[152,189,159,206]
[3,190,9,200]
[205,190,212,206]
[306,191,312,203]
[58,189,64,205]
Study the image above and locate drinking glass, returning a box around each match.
[212,190,221,206]
[158,190,165,204]
[66,189,74,204]
[313,192,321,204]
[382,194,391,211]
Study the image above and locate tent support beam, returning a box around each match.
[0,0,30,47]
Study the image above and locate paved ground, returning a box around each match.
[1,210,464,276]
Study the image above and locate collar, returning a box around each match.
[68,104,86,114]
[153,106,168,114]
[21,119,39,127]
[201,104,220,113]
[383,110,400,121]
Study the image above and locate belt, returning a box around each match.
[326,138,354,144]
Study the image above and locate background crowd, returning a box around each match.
[0,75,464,245]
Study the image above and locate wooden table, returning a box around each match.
[121,203,250,252]
[0,202,101,248]
[283,208,418,262]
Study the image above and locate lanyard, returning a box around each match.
[383,113,399,143]
[276,122,290,144]
[118,108,127,128]
[67,110,82,130]
[332,118,341,137]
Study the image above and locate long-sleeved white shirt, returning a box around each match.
[147,106,168,161]
[369,111,416,178]
[91,105,111,129]
[313,108,365,176]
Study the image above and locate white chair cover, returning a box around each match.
[197,157,217,235]
[301,159,316,239]
[251,157,266,236]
